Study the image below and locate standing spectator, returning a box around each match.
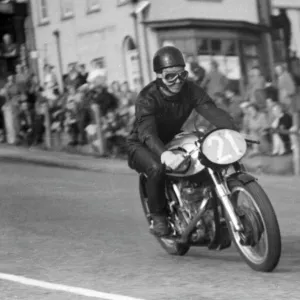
[65,63,83,90]
[275,62,296,113]
[225,87,244,130]
[201,60,228,100]
[2,75,20,144]
[266,97,278,125]
[15,64,27,94]
[18,98,34,146]
[214,92,229,112]
[265,78,279,103]
[78,64,88,85]
[186,54,206,86]
[110,81,122,101]
[270,103,293,155]
[27,73,39,111]
[76,86,91,145]
[32,89,46,145]
[1,33,17,57]
[119,81,137,108]
[0,88,6,142]
[245,67,266,108]
[43,64,59,98]
[87,59,107,86]
[87,77,118,117]
[64,95,79,146]
[245,103,270,155]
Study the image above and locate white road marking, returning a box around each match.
[0,273,146,300]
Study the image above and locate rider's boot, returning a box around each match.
[151,214,171,237]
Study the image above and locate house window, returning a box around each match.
[38,0,49,24]
[117,0,130,5]
[87,0,100,13]
[61,0,74,19]
[241,41,260,74]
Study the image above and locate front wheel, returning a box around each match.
[226,180,281,272]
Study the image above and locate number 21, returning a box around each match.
[207,130,241,163]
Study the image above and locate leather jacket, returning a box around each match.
[127,79,237,158]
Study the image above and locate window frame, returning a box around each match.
[61,0,74,20]
[38,0,49,25]
[117,0,130,6]
[86,0,101,14]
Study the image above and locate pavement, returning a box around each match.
[1,155,300,299]
[0,144,295,176]
[0,144,133,175]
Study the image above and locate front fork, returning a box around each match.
[207,168,244,232]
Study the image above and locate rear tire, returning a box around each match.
[139,176,190,256]
[227,180,281,272]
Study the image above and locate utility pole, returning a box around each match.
[256,0,275,82]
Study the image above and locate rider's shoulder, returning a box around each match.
[136,80,159,104]
[138,81,158,97]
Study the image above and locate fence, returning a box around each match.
[42,102,107,156]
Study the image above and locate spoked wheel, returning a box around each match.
[227,180,281,272]
[139,175,190,256]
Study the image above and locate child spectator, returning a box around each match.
[245,103,270,155]
[270,103,293,155]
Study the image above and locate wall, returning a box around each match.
[147,0,259,24]
[30,0,135,86]
[30,0,261,87]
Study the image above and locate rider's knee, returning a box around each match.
[147,162,164,180]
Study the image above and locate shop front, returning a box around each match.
[145,19,269,94]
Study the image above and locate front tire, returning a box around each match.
[227,180,281,272]
[139,176,190,256]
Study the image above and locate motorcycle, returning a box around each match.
[139,128,281,272]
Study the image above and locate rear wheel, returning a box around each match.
[227,180,281,272]
[139,175,190,256]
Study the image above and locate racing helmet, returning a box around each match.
[153,46,185,73]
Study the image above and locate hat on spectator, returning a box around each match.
[240,101,251,109]
[87,68,107,84]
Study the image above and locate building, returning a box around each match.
[29,0,273,92]
[272,0,300,58]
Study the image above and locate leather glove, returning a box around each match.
[161,151,186,170]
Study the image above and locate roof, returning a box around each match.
[144,18,269,32]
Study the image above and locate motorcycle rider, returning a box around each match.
[126,46,238,237]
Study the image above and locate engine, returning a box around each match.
[173,180,215,243]
[179,180,210,214]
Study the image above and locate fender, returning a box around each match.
[226,172,257,185]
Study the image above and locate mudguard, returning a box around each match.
[226,172,257,185]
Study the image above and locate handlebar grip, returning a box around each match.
[245,139,260,145]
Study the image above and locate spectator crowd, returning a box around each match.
[0,59,137,157]
[0,56,298,159]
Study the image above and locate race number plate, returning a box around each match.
[201,129,247,165]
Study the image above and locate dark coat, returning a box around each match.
[127,79,237,158]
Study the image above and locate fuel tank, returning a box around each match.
[165,132,205,177]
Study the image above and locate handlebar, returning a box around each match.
[165,135,260,172]
[245,139,260,145]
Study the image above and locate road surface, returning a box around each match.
[0,160,299,300]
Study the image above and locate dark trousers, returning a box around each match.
[129,145,167,214]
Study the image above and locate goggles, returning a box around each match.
[160,70,189,84]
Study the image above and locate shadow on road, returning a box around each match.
[172,235,300,274]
